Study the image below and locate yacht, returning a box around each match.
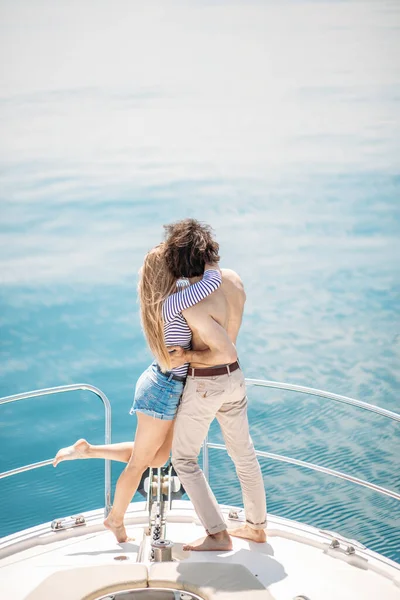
[1,379,399,600]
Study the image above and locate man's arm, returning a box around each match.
[168,315,237,368]
[162,263,221,323]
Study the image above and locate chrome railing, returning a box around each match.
[1,379,399,527]
[246,379,400,422]
[0,384,112,516]
[202,379,400,501]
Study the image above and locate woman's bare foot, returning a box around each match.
[227,524,267,543]
[104,515,133,543]
[53,439,91,467]
[183,531,232,552]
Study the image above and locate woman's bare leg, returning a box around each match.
[53,440,132,466]
[104,413,174,542]
[83,441,134,463]
[53,426,174,468]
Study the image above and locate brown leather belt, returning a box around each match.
[188,360,240,378]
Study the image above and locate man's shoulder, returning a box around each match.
[183,268,245,321]
[221,268,244,289]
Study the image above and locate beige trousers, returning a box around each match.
[172,367,267,535]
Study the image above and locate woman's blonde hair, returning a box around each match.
[138,244,177,372]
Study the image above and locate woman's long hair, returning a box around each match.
[138,244,177,372]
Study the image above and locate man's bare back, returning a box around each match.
[182,269,246,368]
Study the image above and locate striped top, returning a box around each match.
[162,269,222,377]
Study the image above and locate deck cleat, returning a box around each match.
[50,514,86,531]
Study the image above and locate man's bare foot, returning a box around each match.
[183,531,232,552]
[53,439,90,467]
[227,524,267,543]
[104,515,133,543]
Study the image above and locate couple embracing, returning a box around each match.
[54,219,267,551]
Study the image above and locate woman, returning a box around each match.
[53,242,227,543]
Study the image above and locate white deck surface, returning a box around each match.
[1,501,399,600]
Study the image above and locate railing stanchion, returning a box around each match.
[104,391,112,517]
[202,436,209,482]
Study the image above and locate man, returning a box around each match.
[164,219,267,551]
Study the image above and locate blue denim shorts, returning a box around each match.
[129,362,185,420]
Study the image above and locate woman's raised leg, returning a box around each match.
[53,426,174,468]
[104,413,174,542]
[53,439,133,466]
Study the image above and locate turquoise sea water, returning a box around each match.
[1,1,399,562]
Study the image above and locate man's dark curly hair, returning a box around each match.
[163,218,220,278]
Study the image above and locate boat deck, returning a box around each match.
[1,501,399,600]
